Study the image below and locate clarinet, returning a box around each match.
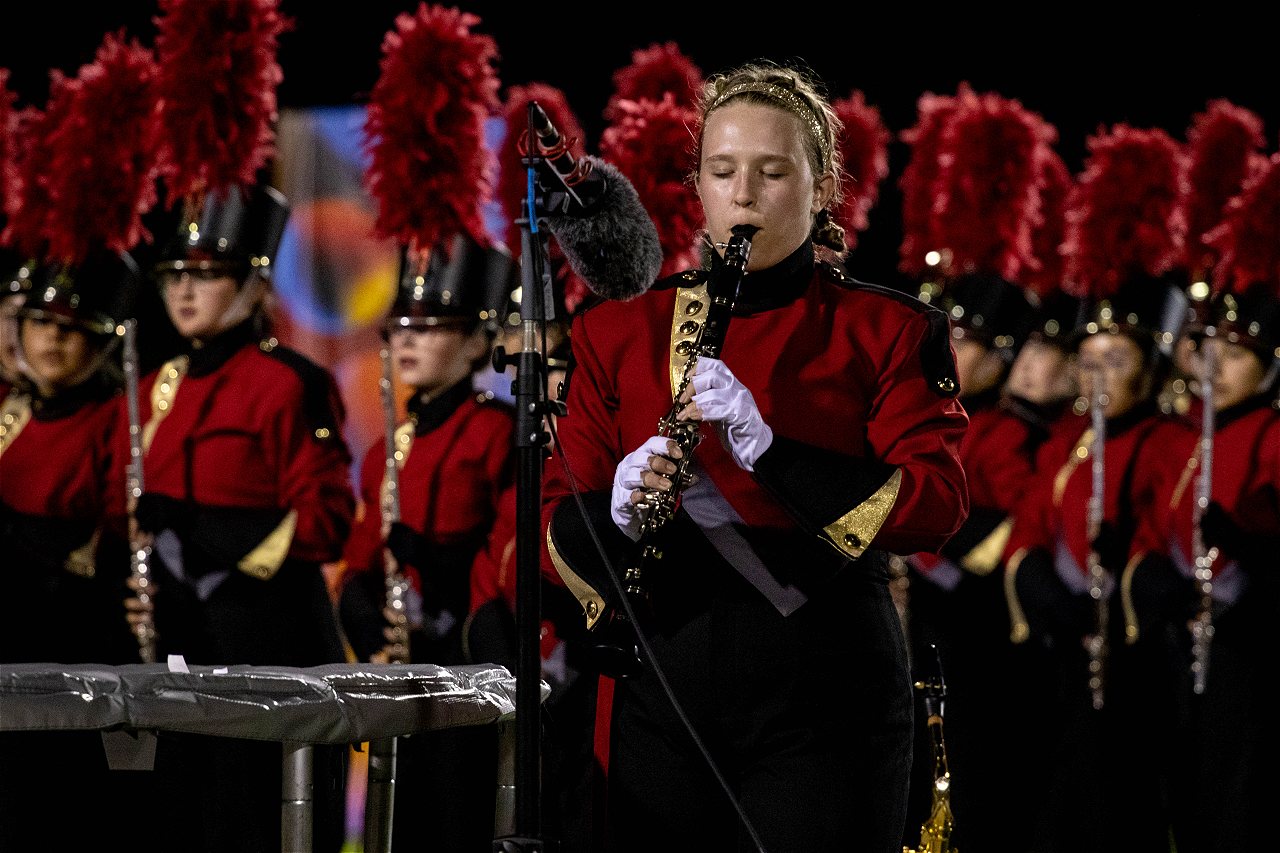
[1085,370,1109,711]
[379,345,411,664]
[122,319,158,663]
[1190,338,1217,694]
[590,224,757,678]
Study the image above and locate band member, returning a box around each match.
[129,181,355,853]
[542,60,968,853]
[337,234,516,852]
[0,251,143,848]
[894,85,1057,851]
[1002,123,1189,852]
[1125,152,1280,853]
[0,259,31,392]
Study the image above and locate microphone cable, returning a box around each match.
[545,415,770,853]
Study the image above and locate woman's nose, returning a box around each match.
[732,174,756,207]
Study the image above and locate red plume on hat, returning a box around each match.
[898,85,966,278]
[1024,148,1072,299]
[364,3,501,261]
[497,82,591,314]
[153,0,291,208]
[604,41,702,123]
[600,94,700,279]
[0,70,19,228]
[1205,152,1280,299]
[37,32,164,265]
[1061,124,1189,299]
[1180,99,1268,281]
[830,89,890,251]
[929,87,1058,283]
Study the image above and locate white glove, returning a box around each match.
[690,357,773,472]
[611,435,678,541]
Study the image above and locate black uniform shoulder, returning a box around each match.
[257,339,347,440]
[652,267,706,291]
[821,263,959,398]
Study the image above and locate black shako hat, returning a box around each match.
[18,248,140,336]
[154,183,290,280]
[385,233,516,335]
[938,272,1035,354]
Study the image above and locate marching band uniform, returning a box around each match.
[1124,157,1280,851]
[544,242,968,851]
[337,234,516,852]
[0,252,143,848]
[135,184,354,853]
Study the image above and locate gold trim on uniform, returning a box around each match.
[1054,429,1092,506]
[670,277,707,398]
[1005,547,1031,643]
[64,528,101,578]
[547,522,606,631]
[0,390,32,459]
[961,517,1013,576]
[821,468,902,559]
[238,509,297,580]
[143,355,189,454]
[1120,551,1146,644]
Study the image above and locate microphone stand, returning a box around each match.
[490,105,565,853]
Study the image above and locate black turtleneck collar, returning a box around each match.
[729,240,814,316]
[960,385,1003,416]
[1215,392,1275,430]
[30,371,119,420]
[1003,394,1070,434]
[406,377,475,436]
[1106,400,1159,434]
[186,319,260,378]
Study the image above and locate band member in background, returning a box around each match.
[1125,154,1280,853]
[1001,123,1189,852]
[128,181,354,853]
[0,251,143,847]
[542,60,968,853]
[1,258,31,393]
[337,234,516,852]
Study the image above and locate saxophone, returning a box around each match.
[122,318,158,663]
[904,644,957,853]
[590,224,757,678]
[379,344,411,664]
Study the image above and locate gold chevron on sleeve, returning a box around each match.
[961,517,1013,576]
[238,509,297,581]
[547,522,607,631]
[822,468,902,559]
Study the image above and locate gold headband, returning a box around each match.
[707,81,831,169]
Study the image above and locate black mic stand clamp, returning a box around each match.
[487,105,569,853]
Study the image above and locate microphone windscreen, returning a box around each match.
[545,157,664,301]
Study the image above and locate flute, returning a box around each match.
[379,344,411,663]
[122,319,157,662]
[1190,337,1218,694]
[1085,369,1109,711]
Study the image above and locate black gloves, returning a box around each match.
[386,520,426,568]
[1126,553,1197,642]
[1199,500,1274,565]
[1089,521,1127,573]
[1013,548,1097,647]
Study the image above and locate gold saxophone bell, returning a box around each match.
[904,644,957,853]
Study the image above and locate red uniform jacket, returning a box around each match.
[1003,403,1169,636]
[1131,397,1280,582]
[140,323,354,569]
[342,380,515,626]
[543,248,969,626]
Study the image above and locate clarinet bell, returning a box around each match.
[589,609,644,679]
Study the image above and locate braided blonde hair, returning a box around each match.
[694,60,847,256]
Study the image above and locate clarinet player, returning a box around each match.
[541,59,970,852]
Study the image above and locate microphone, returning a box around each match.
[526,102,663,301]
